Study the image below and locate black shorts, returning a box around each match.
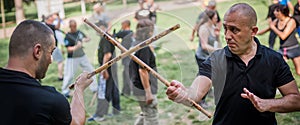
[278,45,300,59]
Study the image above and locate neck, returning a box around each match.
[238,40,257,66]
[6,57,36,78]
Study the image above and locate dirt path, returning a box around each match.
[0,0,229,39]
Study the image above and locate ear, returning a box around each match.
[33,44,42,60]
[251,26,259,36]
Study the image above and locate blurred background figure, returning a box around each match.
[88,19,121,122]
[62,19,98,97]
[44,13,64,81]
[113,20,134,96]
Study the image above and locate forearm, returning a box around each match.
[139,69,152,94]
[265,93,300,113]
[257,27,270,35]
[188,76,212,103]
[70,88,86,125]
[103,53,112,64]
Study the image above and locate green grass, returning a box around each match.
[1,0,300,124]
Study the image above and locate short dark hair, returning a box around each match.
[9,20,54,57]
[122,20,131,27]
[136,19,154,41]
[275,4,289,17]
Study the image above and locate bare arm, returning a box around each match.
[66,42,82,53]
[270,19,297,40]
[257,27,271,35]
[82,36,91,43]
[139,68,154,104]
[199,26,216,53]
[241,80,300,113]
[102,52,112,80]
[166,75,212,106]
[287,1,294,16]
[70,72,93,125]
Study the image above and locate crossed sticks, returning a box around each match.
[70,18,212,118]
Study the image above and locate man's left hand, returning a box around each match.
[241,88,271,112]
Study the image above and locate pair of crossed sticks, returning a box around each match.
[69,18,212,118]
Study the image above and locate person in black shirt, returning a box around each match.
[88,23,121,122]
[166,3,300,125]
[129,19,158,125]
[0,20,93,125]
[114,20,134,96]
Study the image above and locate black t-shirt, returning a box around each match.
[97,37,115,66]
[198,38,294,125]
[114,30,133,65]
[0,68,71,125]
[129,46,158,96]
[65,30,86,58]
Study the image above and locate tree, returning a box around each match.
[14,0,25,24]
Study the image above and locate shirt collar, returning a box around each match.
[225,37,262,58]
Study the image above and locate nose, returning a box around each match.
[224,30,232,42]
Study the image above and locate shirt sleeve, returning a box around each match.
[198,57,212,79]
[102,38,113,55]
[274,55,295,87]
[51,94,72,125]
[136,48,151,69]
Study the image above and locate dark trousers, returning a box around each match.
[95,64,120,117]
[269,30,277,49]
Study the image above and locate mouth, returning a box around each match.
[227,42,236,47]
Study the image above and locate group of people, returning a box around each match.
[0,1,300,125]
[257,0,300,76]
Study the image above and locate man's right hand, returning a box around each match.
[75,72,93,91]
[166,80,190,105]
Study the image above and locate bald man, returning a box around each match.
[166,3,300,125]
[0,20,92,125]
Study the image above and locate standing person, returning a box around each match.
[44,14,64,81]
[166,3,300,125]
[293,0,300,36]
[114,20,134,96]
[262,4,300,75]
[194,10,220,108]
[143,0,160,24]
[129,19,159,125]
[88,23,121,122]
[62,19,98,97]
[0,20,93,125]
[190,0,221,42]
[90,3,111,31]
[257,0,279,49]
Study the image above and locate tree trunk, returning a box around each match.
[14,0,25,24]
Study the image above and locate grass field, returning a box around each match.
[0,0,300,124]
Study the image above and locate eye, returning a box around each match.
[229,27,239,34]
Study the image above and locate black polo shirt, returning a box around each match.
[129,46,158,96]
[0,68,71,125]
[199,38,294,125]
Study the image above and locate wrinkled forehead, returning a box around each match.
[223,11,250,28]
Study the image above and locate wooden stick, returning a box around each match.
[68,19,179,89]
[83,18,212,118]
